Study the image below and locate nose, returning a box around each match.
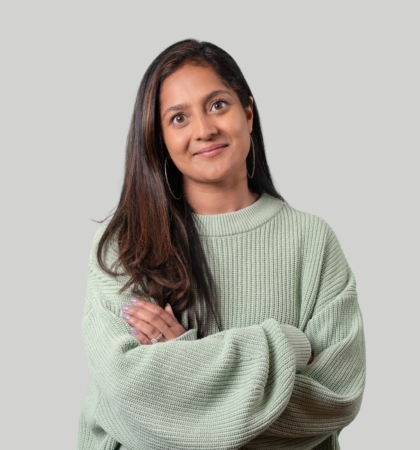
[192,111,218,140]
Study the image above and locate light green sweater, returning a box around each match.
[78,193,365,450]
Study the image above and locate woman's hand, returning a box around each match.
[121,297,187,344]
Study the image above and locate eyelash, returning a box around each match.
[211,99,228,110]
[170,113,185,124]
[170,99,229,124]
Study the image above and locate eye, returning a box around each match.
[171,114,186,125]
[211,100,227,111]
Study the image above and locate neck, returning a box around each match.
[183,178,260,215]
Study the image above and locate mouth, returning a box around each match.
[194,143,228,156]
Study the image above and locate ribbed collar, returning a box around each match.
[191,192,284,237]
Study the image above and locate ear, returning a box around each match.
[246,96,254,134]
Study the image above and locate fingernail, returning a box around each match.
[131,327,139,335]
[122,314,131,320]
[130,297,138,303]
[121,304,130,311]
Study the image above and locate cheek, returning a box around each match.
[230,116,251,150]
[162,129,187,155]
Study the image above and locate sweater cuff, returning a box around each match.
[172,328,198,341]
[279,324,312,371]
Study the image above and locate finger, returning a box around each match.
[130,297,179,327]
[131,327,167,345]
[122,313,162,340]
[165,303,176,318]
[130,327,152,345]
[122,303,171,344]
[123,305,171,336]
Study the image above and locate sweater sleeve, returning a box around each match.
[243,223,366,448]
[80,233,303,450]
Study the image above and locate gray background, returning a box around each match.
[1,1,418,448]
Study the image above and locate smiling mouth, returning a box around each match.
[194,144,228,156]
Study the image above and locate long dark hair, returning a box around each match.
[96,39,287,338]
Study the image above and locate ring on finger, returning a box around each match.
[150,332,163,344]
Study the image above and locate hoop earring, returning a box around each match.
[164,157,182,200]
[247,136,255,179]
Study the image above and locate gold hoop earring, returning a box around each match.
[247,136,255,179]
[164,157,182,200]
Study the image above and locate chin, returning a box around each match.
[184,156,244,181]
[201,167,242,183]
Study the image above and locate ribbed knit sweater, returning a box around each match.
[78,193,366,450]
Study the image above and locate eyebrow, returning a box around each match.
[162,89,233,120]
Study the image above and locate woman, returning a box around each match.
[78,39,365,450]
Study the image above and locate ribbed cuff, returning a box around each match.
[173,329,198,341]
[279,324,312,371]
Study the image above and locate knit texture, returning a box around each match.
[78,193,365,450]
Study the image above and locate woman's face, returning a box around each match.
[159,63,253,189]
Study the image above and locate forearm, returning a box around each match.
[258,295,366,440]
[83,269,302,450]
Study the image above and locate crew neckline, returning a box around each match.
[191,192,285,237]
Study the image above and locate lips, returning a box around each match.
[194,144,228,156]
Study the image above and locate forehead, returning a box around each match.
[159,64,232,107]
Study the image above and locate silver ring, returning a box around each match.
[150,332,163,344]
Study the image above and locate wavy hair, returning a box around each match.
[96,38,287,338]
